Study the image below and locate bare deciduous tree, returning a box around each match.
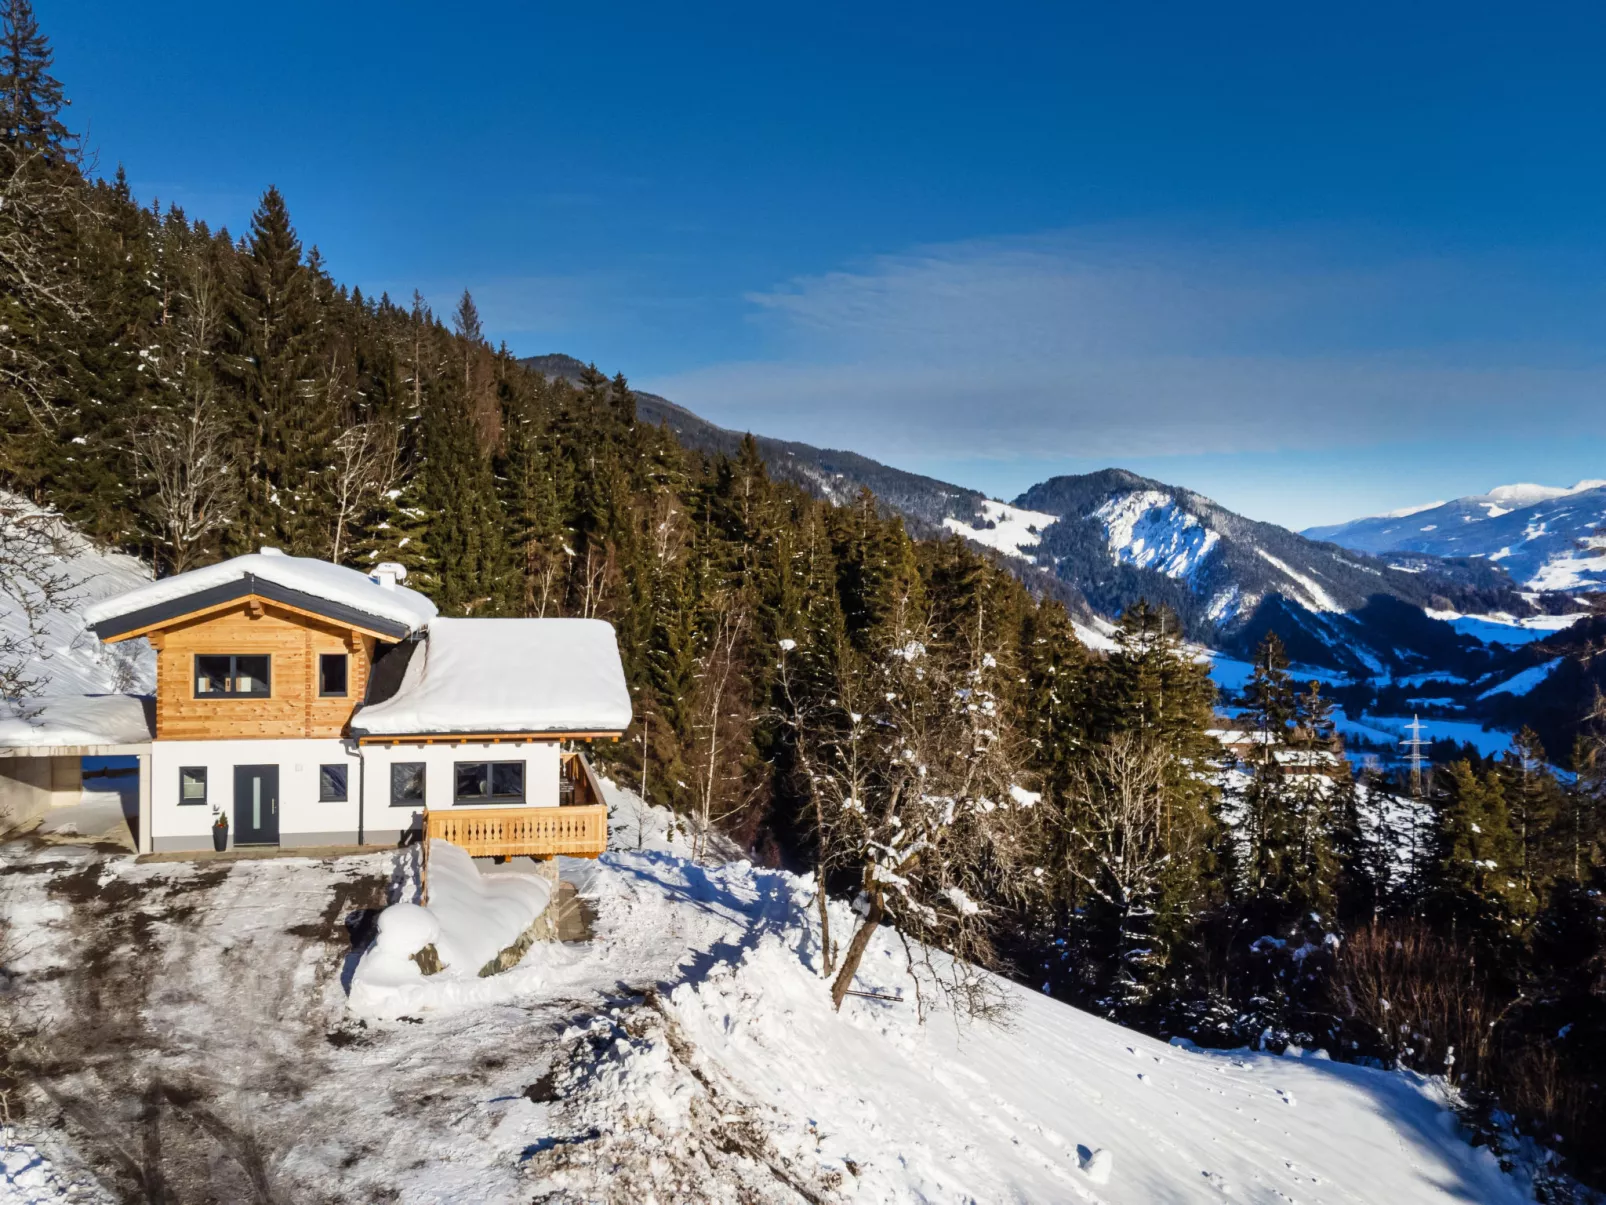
[1059,731,1190,1008]
[688,595,754,862]
[324,420,398,565]
[132,399,240,575]
[800,600,1035,1019]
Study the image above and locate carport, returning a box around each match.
[0,695,155,850]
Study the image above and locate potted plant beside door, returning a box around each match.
[212,809,228,852]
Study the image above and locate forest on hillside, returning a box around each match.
[2,1,1604,1191]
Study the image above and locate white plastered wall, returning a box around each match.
[358,740,562,845]
[150,738,361,851]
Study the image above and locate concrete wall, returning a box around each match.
[0,755,82,833]
[149,738,360,851]
[359,741,562,846]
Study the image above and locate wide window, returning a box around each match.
[453,760,525,804]
[319,653,349,697]
[179,766,207,805]
[319,764,349,802]
[193,654,270,697]
[390,762,425,807]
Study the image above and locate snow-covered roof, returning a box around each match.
[352,617,632,737]
[0,694,153,753]
[85,551,438,639]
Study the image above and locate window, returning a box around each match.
[319,764,348,802]
[390,762,425,807]
[193,654,270,697]
[319,653,349,697]
[454,760,525,804]
[178,766,207,805]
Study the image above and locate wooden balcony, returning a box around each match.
[423,752,611,859]
[426,802,608,859]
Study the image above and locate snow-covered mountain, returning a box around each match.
[942,469,1535,679]
[1305,480,1606,593]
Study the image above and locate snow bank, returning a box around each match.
[84,550,437,635]
[348,840,553,1016]
[0,693,151,751]
[352,617,631,736]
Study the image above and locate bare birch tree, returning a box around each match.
[689,594,753,861]
[324,420,398,564]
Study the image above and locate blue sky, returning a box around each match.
[47,0,1606,529]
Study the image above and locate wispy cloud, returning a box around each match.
[647,229,1606,464]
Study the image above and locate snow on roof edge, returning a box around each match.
[84,552,438,636]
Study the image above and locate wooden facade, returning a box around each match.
[143,598,381,741]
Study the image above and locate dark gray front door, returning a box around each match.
[233,765,280,845]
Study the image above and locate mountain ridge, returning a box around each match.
[1306,480,1606,592]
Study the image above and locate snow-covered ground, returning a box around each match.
[0,782,1542,1203]
[941,499,1058,564]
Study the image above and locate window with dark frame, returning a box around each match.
[453,760,525,804]
[319,764,349,802]
[390,762,425,806]
[179,766,207,805]
[193,654,271,697]
[319,653,349,697]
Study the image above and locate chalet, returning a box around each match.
[79,549,629,858]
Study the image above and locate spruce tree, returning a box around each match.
[0,0,70,159]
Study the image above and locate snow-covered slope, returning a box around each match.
[940,498,1057,563]
[1306,480,1606,593]
[0,495,154,696]
[0,782,1546,1202]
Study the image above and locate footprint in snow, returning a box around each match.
[1202,1169,1232,1195]
[1276,1089,1296,1106]
[1136,1072,1152,1085]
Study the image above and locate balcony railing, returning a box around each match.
[425,802,608,859]
[423,751,610,860]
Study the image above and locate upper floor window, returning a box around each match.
[194,654,270,698]
[454,760,525,804]
[319,653,349,697]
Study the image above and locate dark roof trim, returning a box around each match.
[91,574,413,642]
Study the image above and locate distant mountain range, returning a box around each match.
[1305,481,1606,592]
[523,353,1592,699]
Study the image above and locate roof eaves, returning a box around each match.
[91,574,415,642]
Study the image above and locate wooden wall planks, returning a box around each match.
[150,599,379,740]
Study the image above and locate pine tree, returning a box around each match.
[0,0,71,159]
[1431,759,1533,937]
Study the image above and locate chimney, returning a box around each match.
[370,562,407,590]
